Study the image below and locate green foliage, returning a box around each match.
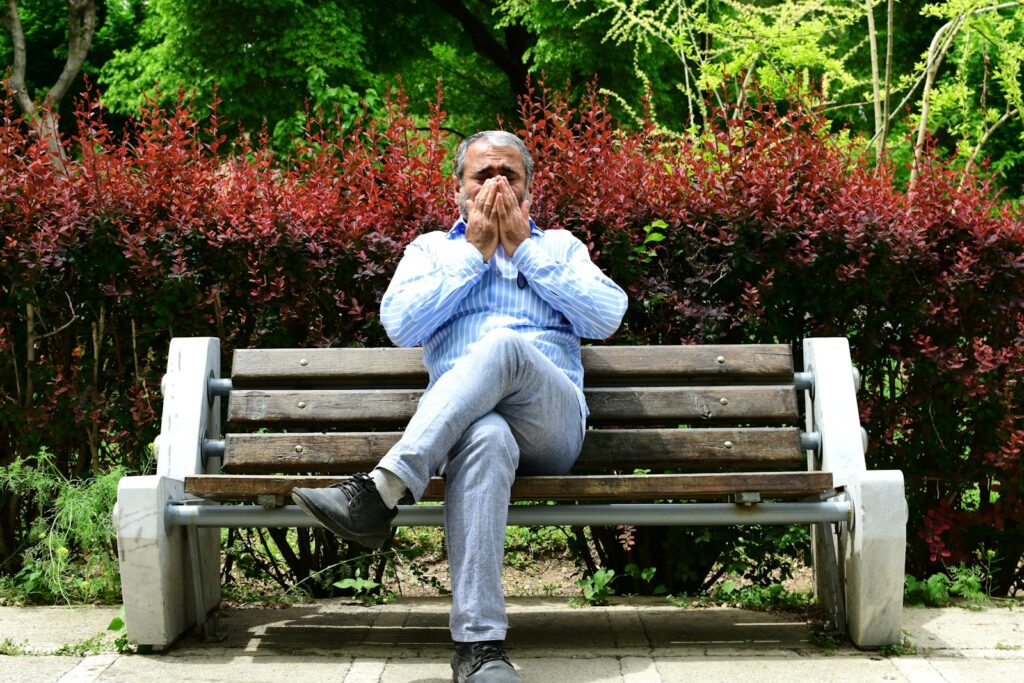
[633,219,666,264]
[503,525,571,570]
[0,450,123,605]
[710,580,813,611]
[877,631,918,657]
[0,1,143,132]
[555,0,865,129]
[106,610,136,655]
[575,566,617,605]
[333,569,390,605]
[624,562,667,595]
[0,637,30,656]
[911,0,1024,189]
[99,0,376,137]
[904,564,989,608]
[51,632,112,657]
[580,523,810,598]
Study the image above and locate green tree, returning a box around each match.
[99,0,374,137]
[907,0,1023,189]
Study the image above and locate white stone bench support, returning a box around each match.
[804,337,907,647]
[114,338,222,650]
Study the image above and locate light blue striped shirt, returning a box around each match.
[380,219,628,415]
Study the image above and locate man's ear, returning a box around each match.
[451,174,462,204]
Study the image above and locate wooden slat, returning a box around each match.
[221,428,804,474]
[232,348,428,386]
[227,386,798,426]
[230,345,794,387]
[582,345,793,383]
[185,472,834,502]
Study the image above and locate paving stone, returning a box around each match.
[655,655,907,682]
[0,654,80,683]
[2,599,1023,682]
[98,654,352,682]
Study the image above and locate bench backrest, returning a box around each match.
[221,344,807,479]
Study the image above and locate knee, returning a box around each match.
[474,327,526,360]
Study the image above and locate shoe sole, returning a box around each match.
[291,488,390,549]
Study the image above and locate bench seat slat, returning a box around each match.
[184,472,833,502]
[230,344,794,386]
[221,428,804,474]
[227,386,798,427]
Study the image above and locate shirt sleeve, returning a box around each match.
[380,236,488,347]
[510,234,628,340]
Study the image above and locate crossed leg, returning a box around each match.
[377,328,584,640]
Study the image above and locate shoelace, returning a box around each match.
[330,473,373,499]
[468,642,511,672]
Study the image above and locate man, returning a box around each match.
[292,131,627,682]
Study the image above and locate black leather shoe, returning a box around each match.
[451,641,521,682]
[291,474,397,549]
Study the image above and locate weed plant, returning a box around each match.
[904,564,990,609]
[0,450,125,605]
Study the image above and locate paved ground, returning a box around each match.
[1,598,1022,682]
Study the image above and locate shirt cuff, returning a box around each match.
[447,240,490,277]
[510,238,551,277]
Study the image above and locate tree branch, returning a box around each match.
[2,0,34,115]
[961,106,1021,183]
[429,0,530,97]
[46,0,97,107]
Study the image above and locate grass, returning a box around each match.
[0,632,125,657]
[877,631,918,657]
[0,637,31,656]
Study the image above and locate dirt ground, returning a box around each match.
[391,547,816,600]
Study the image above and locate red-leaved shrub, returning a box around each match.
[1,81,1022,593]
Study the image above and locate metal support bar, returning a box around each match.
[207,376,232,401]
[793,371,814,392]
[801,431,822,453]
[166,501,852,529]
[202,439,225,462]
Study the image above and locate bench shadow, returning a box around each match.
[174,597,818,656]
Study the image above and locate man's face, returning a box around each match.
[456,142,530,221]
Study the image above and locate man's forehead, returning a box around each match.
[465,142,524,171]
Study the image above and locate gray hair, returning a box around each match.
[453,131,534,192]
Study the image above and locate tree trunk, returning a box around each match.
[429,0,533,100]
[1,0,97,166]
[865,0,884,162]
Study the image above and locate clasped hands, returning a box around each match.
[466,175,530,262]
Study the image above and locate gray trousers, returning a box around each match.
[377,328,585,642]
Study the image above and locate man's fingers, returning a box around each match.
[495,186,508,221]
[480,179,496,218]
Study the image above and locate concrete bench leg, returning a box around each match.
[114,337,223,650]
[114,476,220,650]
[844,470,907,647]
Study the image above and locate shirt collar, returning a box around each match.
[448,218,544,239]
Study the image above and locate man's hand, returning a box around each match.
[494,175,531,257]
[465,178,500,262]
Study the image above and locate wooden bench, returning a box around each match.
[114,337,907,650]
